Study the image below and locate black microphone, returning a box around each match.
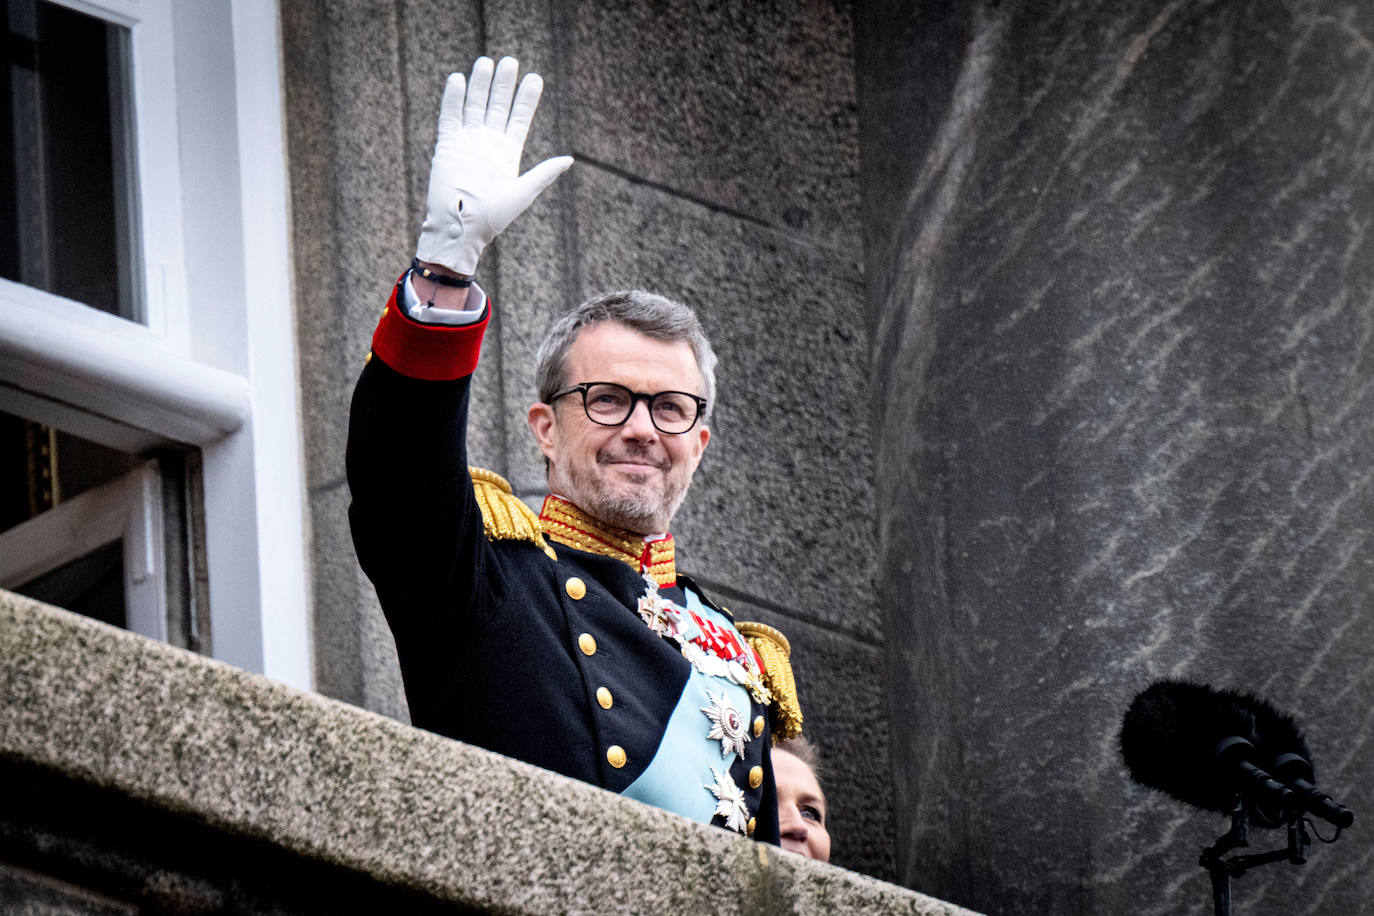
[1270,752,1354,829]
[1119,680,1353,830]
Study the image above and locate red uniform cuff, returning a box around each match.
[368,277,489,381]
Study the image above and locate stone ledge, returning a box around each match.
[0,591,977,915]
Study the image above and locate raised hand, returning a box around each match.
[415,56,573,275]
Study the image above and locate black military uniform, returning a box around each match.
[347,277,801,842]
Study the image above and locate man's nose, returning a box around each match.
[619,397,658,437]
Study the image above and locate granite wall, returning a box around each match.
[281,0,892,881]
[855,1,1374,913]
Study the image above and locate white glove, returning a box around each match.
[415,56,573,275]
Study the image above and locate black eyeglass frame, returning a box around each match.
[549,382,708,434]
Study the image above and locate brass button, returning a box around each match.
[749,766,763,789]
[364,350,373,363]
[578,633,597,656]
[607,745,627,768]
[381,305,389,317]
[747,817,757,837]
[596,687,613,709]
[565,577,587,599]
[752,716,765,737]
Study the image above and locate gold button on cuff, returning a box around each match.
[749,766,763,789]
[565,577,587,599]
[747,817,757,837]
[596,687,613,709]
[578,633,597,656]
[607,745,627,768]
[752,716,765,737]
[364,350,373,364]
[381,306,389,317]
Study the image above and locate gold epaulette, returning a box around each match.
[469,467,557,560]
[736,621,803,741]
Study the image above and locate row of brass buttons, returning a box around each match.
[569,578,624,768]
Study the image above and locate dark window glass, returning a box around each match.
[0,410,139,530]
[2,0,139,320]
[16,539,126,628]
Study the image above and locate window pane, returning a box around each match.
[16,539,126,628]
[2,0,140,320]
[0,410,204,647]
[0,410,140,530]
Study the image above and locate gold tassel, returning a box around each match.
[736,621,803,741]
[469,467,557,560]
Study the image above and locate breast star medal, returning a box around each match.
[705,767,750,833]
[701,690,748,758]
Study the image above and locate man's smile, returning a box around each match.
[599,450,669,475]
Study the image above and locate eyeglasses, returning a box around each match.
[550,382,707,434]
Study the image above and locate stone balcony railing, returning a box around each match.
[0,591,976,914]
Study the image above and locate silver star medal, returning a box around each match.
[705,767,750,833]
[701,690,749,758]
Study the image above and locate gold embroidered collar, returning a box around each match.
[539,495,676,586]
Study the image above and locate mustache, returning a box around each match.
[597,445,669,470]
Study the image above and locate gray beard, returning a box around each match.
[561,459,689,535]
[582,487,687,534]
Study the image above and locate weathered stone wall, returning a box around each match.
[855,1,1374,913]
[281,0,891,880]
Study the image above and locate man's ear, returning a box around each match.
[528,402,558,460]
[688,425,710,471]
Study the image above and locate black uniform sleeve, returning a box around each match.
[346,353,510,718]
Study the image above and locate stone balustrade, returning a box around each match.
[0,591,975,915]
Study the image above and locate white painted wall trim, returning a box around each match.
[231,0,313,690]
[164,0,313,691]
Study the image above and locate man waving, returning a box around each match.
[348,57,801,842]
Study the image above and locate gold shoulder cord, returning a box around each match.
[735,620,803,741]
[469,467,557,560]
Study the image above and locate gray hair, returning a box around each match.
[534,289,717,421]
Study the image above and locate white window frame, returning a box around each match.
[0,461,168,640]
[1,0,190,347]
[0,0,311,689]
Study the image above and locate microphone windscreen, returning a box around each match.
[1235,687,1313,777]
[1120,680,1262,813]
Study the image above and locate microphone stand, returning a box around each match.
[1198,804,1310,916]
